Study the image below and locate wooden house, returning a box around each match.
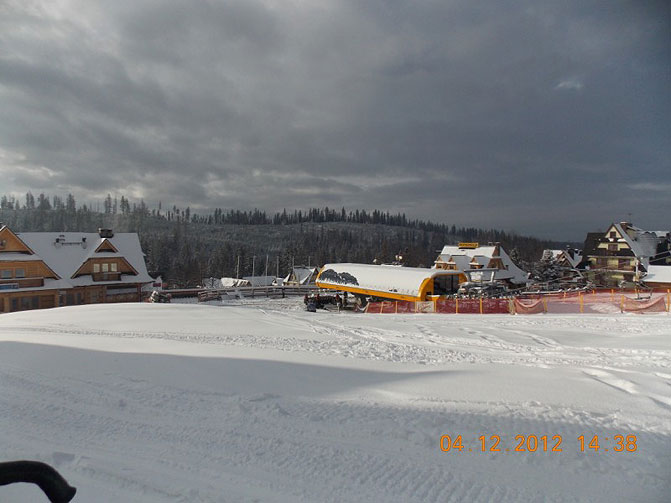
[433,242,529,286]
[579,222,671,287]
[0,225,153,313]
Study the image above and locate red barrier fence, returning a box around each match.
[364,290,671,315]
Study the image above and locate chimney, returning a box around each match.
[98,228,114,238]
[81,236,87,249]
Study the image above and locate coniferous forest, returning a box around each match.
[0,192,567,287]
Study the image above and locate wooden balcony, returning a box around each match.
[92,272,122,282]
[0,277,44,288]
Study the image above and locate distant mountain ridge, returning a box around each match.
[0,194,571,287]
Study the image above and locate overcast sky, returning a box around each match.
[0,0,668,240]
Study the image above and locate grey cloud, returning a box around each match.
[0,0,668,240]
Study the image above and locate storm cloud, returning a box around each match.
[0,0,668,239]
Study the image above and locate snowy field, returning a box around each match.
[1,299,670,502]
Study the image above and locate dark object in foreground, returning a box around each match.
[0,461,77,503]
[304,293,344,311]
[149,290,172,303]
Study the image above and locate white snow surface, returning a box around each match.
[1,300,670,502]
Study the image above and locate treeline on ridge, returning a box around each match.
[0,192,562,287]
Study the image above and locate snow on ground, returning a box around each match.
[1,299,670,502]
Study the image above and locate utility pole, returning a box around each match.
[236,256,240,279]
[265,254,268,278]
[252,256,256,279]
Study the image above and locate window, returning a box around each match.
[608,244,618,252]
[102,263,109,273]
[93,263,100,273]
[1,269,11,279]
[15,268,25,278]
[110,263,118,272]
[609,231,617,238]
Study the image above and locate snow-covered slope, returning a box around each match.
[1,301,669,502]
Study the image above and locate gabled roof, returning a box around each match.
[0,225,36,254]
[94,238,119,253]
[15,231,153,287]
[242,275,276,287]
[435,245,529,284]
[284,266,318,285]
[608,223,665,267]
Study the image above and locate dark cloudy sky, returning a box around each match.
[0,0,669,240]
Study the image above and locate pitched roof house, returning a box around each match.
[0,225,153,313]
[579,222,671,287]
[284,266,318,286]
[542,249,583,269]
[433,243,529,285]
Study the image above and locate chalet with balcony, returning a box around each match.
[433,242,529,286]
[579,222,671,287]
[0,225,153,313]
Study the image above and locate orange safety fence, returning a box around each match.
[621,295,667,313]
[415,301,435,313]
[483,298,512,314]
[513,298,545,314]
[396,301,416,313]
[363,289,671,315]
[435,299,457,313]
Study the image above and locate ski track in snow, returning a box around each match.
[1,301,670,502]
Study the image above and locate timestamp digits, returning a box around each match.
[439,434,638,453]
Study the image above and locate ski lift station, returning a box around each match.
[316,263,466,302]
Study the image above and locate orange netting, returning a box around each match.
[513,298,545,314]
[362,290,670,315]
[621,295,667,313]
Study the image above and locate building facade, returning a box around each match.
[0,225,153,313]
[579,222,671,287]
[433,242,529,286]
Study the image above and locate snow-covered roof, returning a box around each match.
[546,249,582,268]
[15,231,153,286]
[643,265,671,285]
[0,253,44,262]
[220,277,250,287]
[611,223,662,265]
[317,263,462,298]
[284,266,317,285]
[242,275,276,287]
[435,245,529,284]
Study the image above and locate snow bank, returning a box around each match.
[1,302,670,502]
